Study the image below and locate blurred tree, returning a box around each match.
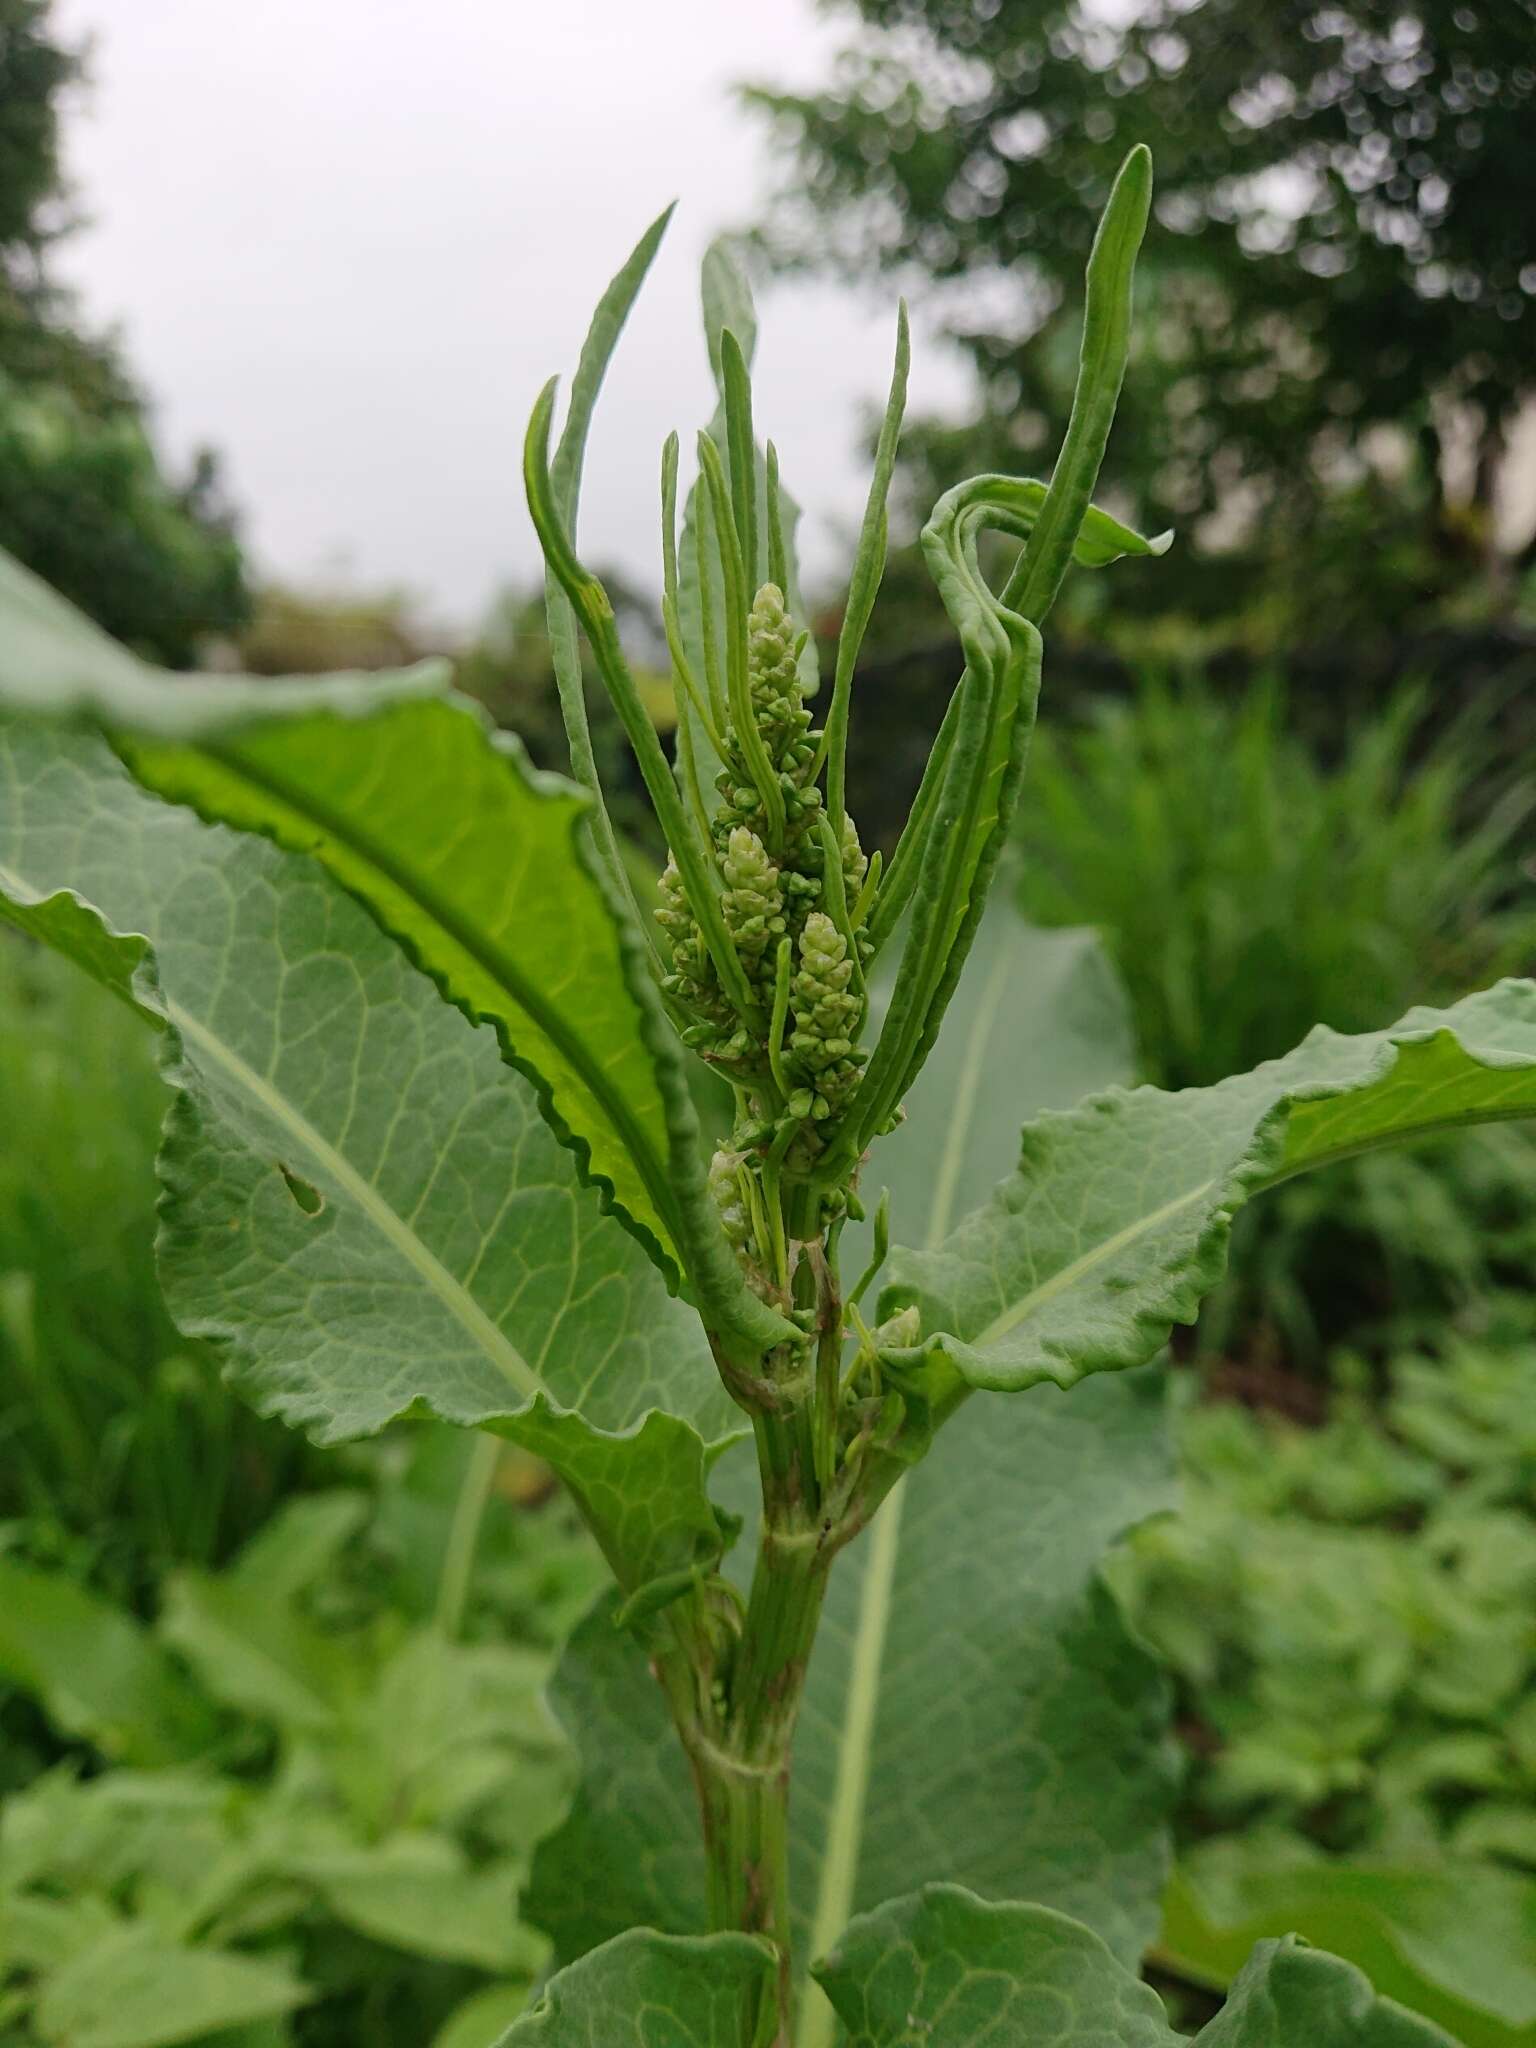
[0,0,248,663]
[745,0,1536,638]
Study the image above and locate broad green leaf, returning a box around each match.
[223,1490,369,1606]
[523,1594,701,1968]
[1163,1843,1536,2046]
[886,981,1536,1395]
[0,545,690,1279]
[0,721,735,1523]
[813,1884,1457,2047]
[496,1928,775,2048]
[31,1927,309,2048]
[434,1984,538,2048]
[0,1893,120,1973]
[509,1404,740,1607]
[159,1566,356,1735]
[0,1558,214,1766]
[300,1838,534,1972]
[528,911,1178,2011]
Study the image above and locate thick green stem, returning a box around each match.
[703,1493,831,2046]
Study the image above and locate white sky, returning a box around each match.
[48,0,973,631]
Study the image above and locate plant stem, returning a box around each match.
[434,1429,500,1640]
[707,1492,830,2045]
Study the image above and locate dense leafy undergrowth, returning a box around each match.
[0,1433,604,2048]
[0,939,329,1608]
[1117,1314,1536,2044]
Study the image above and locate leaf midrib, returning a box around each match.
[168,1000,542,1402]
[973,1075,1536,1357]
[193,735,682,1253]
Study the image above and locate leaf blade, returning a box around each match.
[495,1928,775,2048]
[812,1884,1460,2048]
[888,981,1536,1396]
[0,546,689,1280]
[0,717,732,1459]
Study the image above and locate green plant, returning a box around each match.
[1114,1327,1536,2044]
[1016,674,1534,1094]
[1013,671,1536,1364]
[0,934,325,1605]
[0,1465,601,2048]
[3,147,1535,2045]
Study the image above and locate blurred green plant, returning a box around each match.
[1015,674,1534,1091]
[0,937,325,1603]
[0,1457,605,2048]
[1012,672,1536,1367]
[1114,1320,1536,2043]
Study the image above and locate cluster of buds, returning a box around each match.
[656,579,874,1257]
[788,911,862,1117]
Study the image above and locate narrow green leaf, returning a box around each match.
[837,480,1043,1169]
[0,718,733,1456]
[1004,143,1154,628]
[813,1885,1458,2048]
[720,328,759,587]
[495,1928,775,2048]
[885,981,1536,1397]
[825,303,909,845]
[0,545,688,1281]
[677,240,818,808]
[544,206,674,925]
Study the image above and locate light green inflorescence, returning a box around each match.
[657,581,873,1261]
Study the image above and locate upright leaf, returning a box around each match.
[676,238,818,801]
[526,908,1179,2006]
[813,1885,1458,2048]
[0,547,690,1282]
[887,981,1536,1395]
[543,208,673,925]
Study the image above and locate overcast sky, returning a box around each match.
[48,0,973,630]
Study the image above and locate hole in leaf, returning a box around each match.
[278,1164,324,1216]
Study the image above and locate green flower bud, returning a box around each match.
[719,826,786,981]
[746,582,813,770]
[708,1147,753,1250]
[840,813,868,899]
[657,853,729,1027]
[788,910,863,1108]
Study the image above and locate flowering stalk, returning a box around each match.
[522,145,1166,2044]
